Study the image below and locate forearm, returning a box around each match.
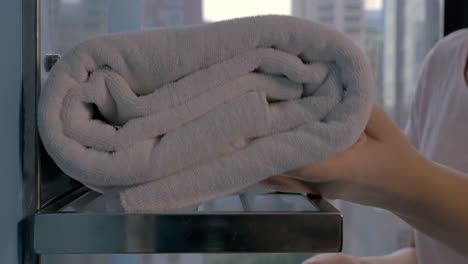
[293,106,468,258]
[360,247,417,264]
[383,158,468,257]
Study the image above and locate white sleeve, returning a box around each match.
[404,47,435,151]
[405,94,421,150]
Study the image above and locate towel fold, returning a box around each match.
[38,15,374,212]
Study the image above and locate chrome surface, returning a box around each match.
[22,0,41,263]
[34,193,342,254]
[37,0,83,210]
[43,54,60,72]
[22,1,81,263]
[22,0,40,218]
[23,0,81,216]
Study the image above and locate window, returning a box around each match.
[345,3,363,11]
[345,15,361,23]
[319,15,334,24]
[159,10,184,27]
[41,0,442,263]
[167,0,184,6]
[143,12,157,28]
[319,3,335,12]
[345,26,362,33]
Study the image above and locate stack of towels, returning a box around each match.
[38,15,374,212]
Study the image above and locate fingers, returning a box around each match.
[290,157,344,183]
[302,253,359,264]
[259,174,321,194]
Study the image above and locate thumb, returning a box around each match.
[302,253,359,264]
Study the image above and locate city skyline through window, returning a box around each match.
[203,0,382,22]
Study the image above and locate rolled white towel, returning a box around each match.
[38,15,374,212]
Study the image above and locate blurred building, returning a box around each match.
[292,0,366,48]
[42,0,146,55]
[382,0,442,126]
[108,0,142,33]
[365,10,384,106]
[41,0,110,55]
[141,0,203,28]
[42,0,202,56]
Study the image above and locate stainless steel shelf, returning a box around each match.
[34,192,342,254]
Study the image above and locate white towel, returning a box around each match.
[38,15,374,212]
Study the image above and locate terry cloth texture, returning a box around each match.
[38,15,374,212]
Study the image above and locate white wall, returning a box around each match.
[0,0,23,263]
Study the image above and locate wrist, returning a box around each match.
[376,150,436,214]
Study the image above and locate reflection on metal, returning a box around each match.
[22,0,41,263]
[43,54,60,72]
[34,192,342,254]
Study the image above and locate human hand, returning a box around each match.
[288,105,468,257]
[303,248,418,264]
[302,253,363,264]
[287,105,433,211]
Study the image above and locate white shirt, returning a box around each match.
[406,29,468,264]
